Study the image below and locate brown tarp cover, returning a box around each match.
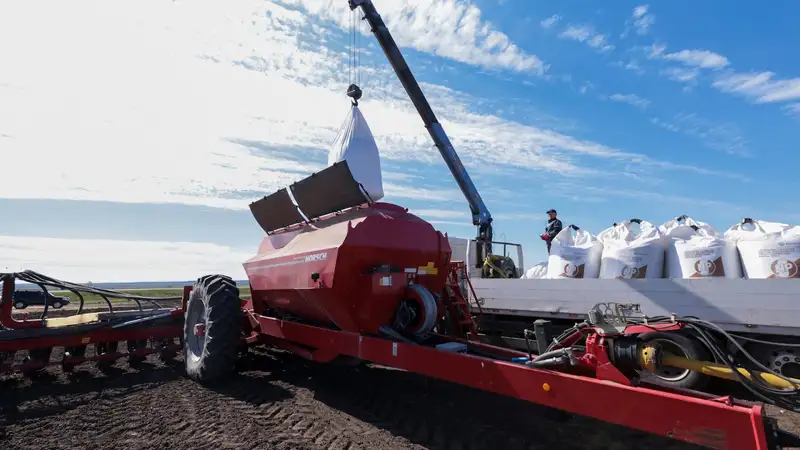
[290,161,369,220]
[249,188,305,234]
[249,161,369,234]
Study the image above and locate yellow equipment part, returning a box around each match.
[44,313,101,328]
[639,344,800,391]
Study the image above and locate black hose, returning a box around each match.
[533,348,572,362]
[526,355,570,368]
[546,322,589,352]
[1,270,181,317]
[629,315,800,412]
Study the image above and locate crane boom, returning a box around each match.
[349,0,494,259]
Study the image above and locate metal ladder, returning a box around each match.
[443,261,481,339]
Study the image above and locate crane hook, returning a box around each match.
[347,83,363,106]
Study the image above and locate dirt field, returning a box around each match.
[0,346,702,450]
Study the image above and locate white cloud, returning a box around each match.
[712,71,800,103]
[608,93,650,109]
[650,117,680,133]
[385,184,462,203]
[282,0,548,75]
[644,44,800,110]
[785,103,800,119]
[661,67,700,85]
[412,208,543,224]
[1,236,251,282]
[428,220,474,228]
[559,25,614,53]
[409,208,468,220]
[662,49,729,69]
[629,5,655,36]
[615,60,645,75]
[0,0,745,211]
[540,15,561,29]
[643,45,730,88]
[548,183,745,213]
[671,113,751,157]
[495,212,544,221]
[560,25,592,41]
[588,34,614,53]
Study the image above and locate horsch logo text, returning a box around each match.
[304,252,329,263]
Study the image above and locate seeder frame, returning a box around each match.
[241,309,784,450]
[0,274,186,373]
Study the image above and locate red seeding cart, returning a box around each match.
[3,1,800,449]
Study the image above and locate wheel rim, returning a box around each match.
[186,300,207,362]
[769,349,800,379]
[651,338,692,382]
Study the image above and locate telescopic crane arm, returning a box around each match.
[348,0,494,260]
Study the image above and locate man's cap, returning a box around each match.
[546,209,557,214]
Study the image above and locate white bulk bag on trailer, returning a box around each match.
[660,216,742,279]
[597,219,664,279]
[724,219,800,279]
[659,215,718,241]
[521,262,548,279]
[545,225,603,279]
[327,105,385,202]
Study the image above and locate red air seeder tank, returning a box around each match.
[245,202,450,336]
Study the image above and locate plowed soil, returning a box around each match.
[0,347,798,450]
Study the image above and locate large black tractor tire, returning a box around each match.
[638,331,711,391]
[184,274,242,383]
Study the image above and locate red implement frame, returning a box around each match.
[0,276,185,372]
[242,311,776,450]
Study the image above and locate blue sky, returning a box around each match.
[1,0,799,281]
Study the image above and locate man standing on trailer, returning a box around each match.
[540,209,562,254]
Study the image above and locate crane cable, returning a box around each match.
[347,8,363,104]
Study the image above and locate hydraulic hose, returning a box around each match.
[533,348,572,362]
[527,356,570,368]
[660,352,800,390]
[628,315,800,412]
[525,348,575,368]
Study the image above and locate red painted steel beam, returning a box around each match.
[252,313,771,450]
[0,324,183,352]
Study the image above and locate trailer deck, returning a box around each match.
[470,278,800,337]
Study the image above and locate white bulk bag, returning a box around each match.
[521,262,548,279]
[660,216,741,279]
[659,215,719,241]
[724,219,800,279]
[328,104,384,201]
[598,219,664,279]
[546,225,603,279]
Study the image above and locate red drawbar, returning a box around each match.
[249,313,771,450]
